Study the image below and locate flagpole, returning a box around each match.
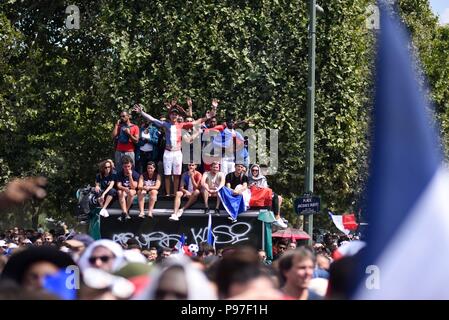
[304,0,320,245]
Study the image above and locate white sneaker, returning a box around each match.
[227,216,237,223]
[273,218,288,229]
[169,214,179,221]
[177,208,184,217]
[99,208,109,218]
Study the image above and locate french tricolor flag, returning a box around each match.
[354,1,449,299]
[328,211,358,235]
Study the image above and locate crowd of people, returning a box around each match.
[0,98,364,300]
[0,223,362,300]
[94,98,287,227]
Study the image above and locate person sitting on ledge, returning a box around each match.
[201,161,225,215]
[169,162,202,221]
[248,164,287,229]
[116,155,140,221]
[94,159,117,218]
[137,161,161,218]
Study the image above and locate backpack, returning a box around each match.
[75,186,98,224]
[117,124,136,144]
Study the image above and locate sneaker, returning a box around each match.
[177,208,184,217]
[203,207,210,215]
[168,214,179,221]
[138,212,145,219]
[214,208,220,216]
[227,216,237,223]
[99,208,109,218]
[125,215,132,220]
[273,218,288,229]
[281,217,288,224]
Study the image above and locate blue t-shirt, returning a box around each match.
[95,172,117,190]
[116,170,140,188]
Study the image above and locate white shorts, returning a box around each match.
[163,150,182,175]
[220,158,235,175]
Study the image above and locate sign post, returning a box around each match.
[294,194,321,215]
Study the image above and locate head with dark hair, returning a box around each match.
[125,238,141,251]
[198,242,215,258]
[1,246,76,291]
[99,159,115,178]
[214,246,262,298]
[119,110,131,124]
[326,254,359,299]
[145,161,157,178]
[121,155,133,166]
[277,247,316,287]
[225,114,235,129]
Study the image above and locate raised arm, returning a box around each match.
[133,104,164,127]
[112,120,121,138]
[192,109,216,126]
[186,97,193,118]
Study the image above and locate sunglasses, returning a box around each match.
[89,255,114,264]
[252,169,259,172]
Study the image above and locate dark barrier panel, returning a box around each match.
[100,211,264,250]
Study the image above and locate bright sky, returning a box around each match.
[429,0,449,25]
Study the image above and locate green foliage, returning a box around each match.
[0,0,448,231]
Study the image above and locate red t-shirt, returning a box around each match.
[116,123,139,152]
[181,171,203,191]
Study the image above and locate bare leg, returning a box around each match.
[202,190,209,208]
[137,190,146,216]
[126,190,136,215]
[147,190,158,217]
[182,190,200,210]
[173,191,184,214]
[118,190,127,213]
[276,195,283,219]
[215,194,221,209]
[102,195,114,209]
[173,175,180,195]
[165,175,171,196]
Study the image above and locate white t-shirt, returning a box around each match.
[140,131,153,152]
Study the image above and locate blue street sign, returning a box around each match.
[294,195,320,215]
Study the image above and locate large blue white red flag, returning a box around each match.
[218,186,246,221]
[354,1,449,299]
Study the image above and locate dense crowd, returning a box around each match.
[0,98,364,300]
[0,224,362,300]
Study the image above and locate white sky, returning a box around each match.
[429,0,449,25]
